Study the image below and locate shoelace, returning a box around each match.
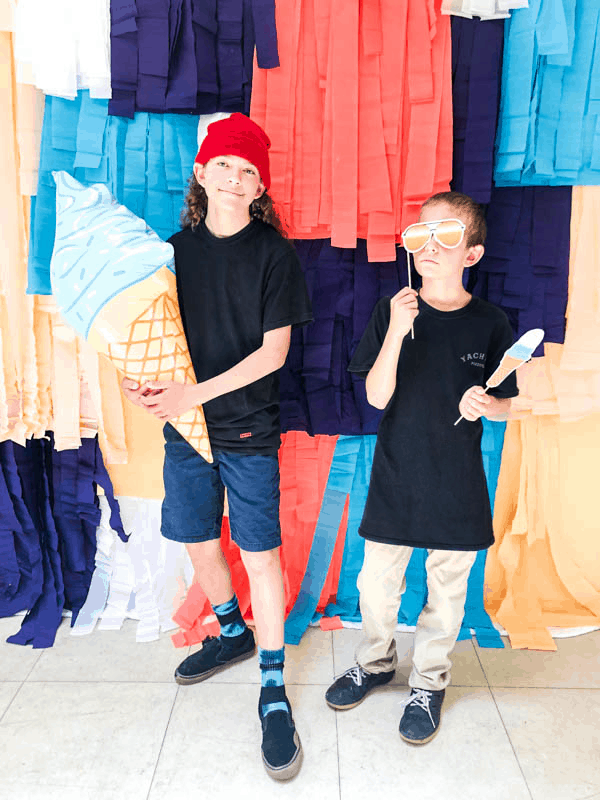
[337,665,367,686]
[401,689,435,728]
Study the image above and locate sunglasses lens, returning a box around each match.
[403,224,431,253]
[434,220,464,248]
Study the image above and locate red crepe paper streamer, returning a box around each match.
[319,615,344,631]
[251,0,452,260]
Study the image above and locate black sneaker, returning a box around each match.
[259,686,303,781]
[325,664,395,710]
[399,688,445,744]
[174,628,255,685]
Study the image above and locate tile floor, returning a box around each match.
[0,616,599,800]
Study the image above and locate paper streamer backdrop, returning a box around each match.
[1,1,600,653]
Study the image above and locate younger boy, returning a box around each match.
[123,113,313,779]
[325,191,517,744]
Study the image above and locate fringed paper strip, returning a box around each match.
[450,15,504,203]
[280,239,409,435]
[109,0,278,118]
[494,0,600,186]
[251,0,452,261]
[27,93,199,295]
[473,187,571,354]
[13,0,111,99]
[0,436,123,649]
[485,415,600,649]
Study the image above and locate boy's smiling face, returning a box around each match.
[412,201,484,282]
[194,155,265,212]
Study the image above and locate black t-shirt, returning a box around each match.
[168,219,313,453]
[349,295,519,551]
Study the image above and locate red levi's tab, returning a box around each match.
[240,432,252,438]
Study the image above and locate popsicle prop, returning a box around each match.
[454,328,545,426]
[50,171,212,463]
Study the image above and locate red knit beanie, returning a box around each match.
[194,113,271,191]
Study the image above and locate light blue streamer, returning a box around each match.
[495,0,600,186]
[284,436,361,645]
[319,423,507,648]
[459,420,507,647]
[324,436,375,621]
[27,91,201,295]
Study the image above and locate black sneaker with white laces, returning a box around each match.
[325,664,395,710]
[174,628,255,685]
[399,687,445,744]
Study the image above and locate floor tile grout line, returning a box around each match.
[330,631,343,800]
[21,648,45,682]
[472,636,492,690]
[18,679,357,686]
[11,678,600,689]
[0,681,25,725]
[463,684,600,691]
[488,685,535,800]
[334,707,342,800]
[145,683,181,800]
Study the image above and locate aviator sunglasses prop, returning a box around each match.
[400,218,467,339]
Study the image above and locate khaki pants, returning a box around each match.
[355,540,477,691]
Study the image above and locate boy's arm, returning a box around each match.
[365,288,418,409]
[193,325,292,405]
[123,326,291,420]
[484,396,512,421]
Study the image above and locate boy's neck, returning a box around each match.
[419,279,472,312]
[204,205,252,238]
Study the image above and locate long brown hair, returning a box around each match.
[181,174,287,237]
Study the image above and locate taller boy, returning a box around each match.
[123,113,312,780]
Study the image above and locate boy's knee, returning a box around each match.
[240,547,280,576]
[186,538,224,569]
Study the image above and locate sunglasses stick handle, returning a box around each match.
[407,250,415,340]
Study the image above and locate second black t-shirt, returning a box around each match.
[349,295,519,551]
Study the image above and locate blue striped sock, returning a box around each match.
[259,646,288,716]
[212,595,247,638]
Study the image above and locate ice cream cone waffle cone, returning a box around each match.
[88,266,212,462]
[485,355,523,388]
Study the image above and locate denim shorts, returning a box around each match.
[161,424,281,553]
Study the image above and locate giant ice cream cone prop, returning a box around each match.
[50,171,212,462]
[454,328,544,426]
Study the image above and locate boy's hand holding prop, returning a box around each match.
[454,328,545,426]
[389,287,419,340]
[50,171,212,463]
[400,241,415,340]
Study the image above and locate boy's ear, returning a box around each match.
[193,162,205,185]
[464,244,484,268]
[255,180,266,200]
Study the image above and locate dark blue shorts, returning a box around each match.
[161,424,281,553]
